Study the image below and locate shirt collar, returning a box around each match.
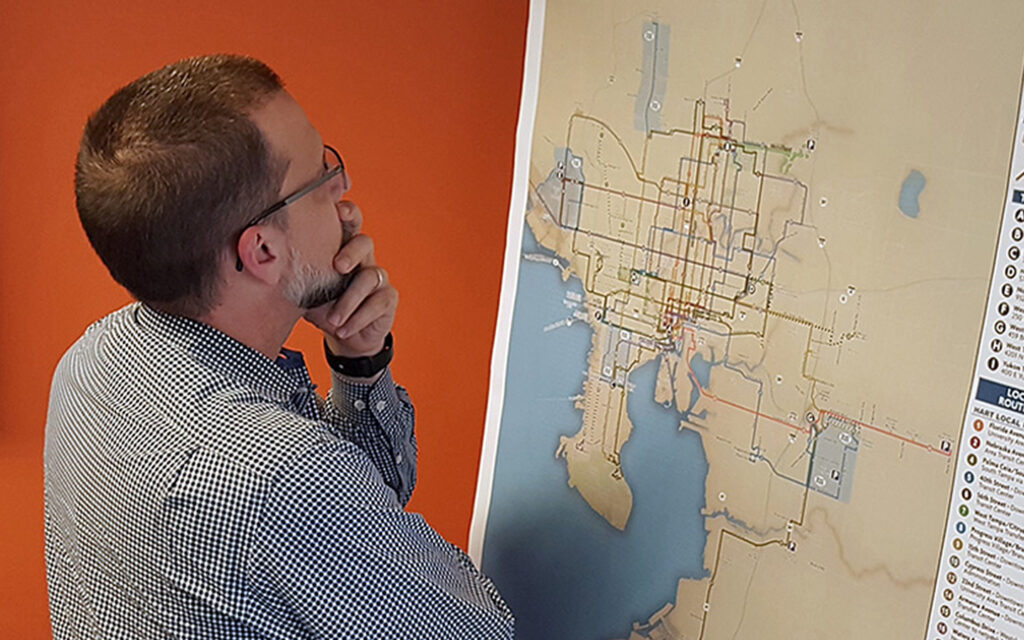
[133,302,314,404]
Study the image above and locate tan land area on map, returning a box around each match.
[522,0,1024,637]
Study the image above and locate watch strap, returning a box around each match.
[324,333,394,378]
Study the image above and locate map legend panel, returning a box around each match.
[928,71,1024,640]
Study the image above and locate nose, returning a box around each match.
[328,169,350,202]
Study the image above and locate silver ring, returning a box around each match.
[374,267,384,290]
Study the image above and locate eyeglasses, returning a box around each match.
[235,144,347,271]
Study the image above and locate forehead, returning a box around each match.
[248,90,322,191]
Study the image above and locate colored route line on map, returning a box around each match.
[554,182,749,280]
[564,176,835,334]
[822,411,951,457]
[540,103,951,460]
[550,108,802,345]
[678,328,951,458]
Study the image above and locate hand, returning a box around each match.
[303,201,399,358]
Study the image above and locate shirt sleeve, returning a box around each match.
[322,366,417,505]
[249,441,514,640]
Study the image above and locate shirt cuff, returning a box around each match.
[330,366,403,429]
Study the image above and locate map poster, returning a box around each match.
[470,1,1024,638]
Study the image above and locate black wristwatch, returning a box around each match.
[324,333,394,378]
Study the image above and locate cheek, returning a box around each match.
[318,211,344,254]
[292,209,342,263]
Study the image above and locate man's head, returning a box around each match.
[75,54,288,317]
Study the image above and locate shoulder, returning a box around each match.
[50,304,319,476]
[52,304,140,381]
[51,303,198,407]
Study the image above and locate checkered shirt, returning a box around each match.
[43,303,514,639]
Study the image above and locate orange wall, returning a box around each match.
[0,1,528,635]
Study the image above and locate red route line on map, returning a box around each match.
[570,168,950,458]
[822,411,952,458]
[676,328,951,458]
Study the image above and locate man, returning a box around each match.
[44,54,514,639]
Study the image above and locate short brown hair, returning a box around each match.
[75,54,287,317]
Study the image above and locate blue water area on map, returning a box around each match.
[690,353,711,389]
[482,225,709,640]
[682,352,713,420]
[898,170,926,218]
[634,21,670,135]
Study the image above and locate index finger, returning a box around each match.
[334,233,375,274]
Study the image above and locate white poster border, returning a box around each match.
[468,0,547,564]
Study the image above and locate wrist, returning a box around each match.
[324,334,384,359]
[324,333,393,380]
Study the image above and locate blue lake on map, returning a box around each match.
[898,169,926,218]
[481,225,710,640]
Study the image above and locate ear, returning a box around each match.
[235,225,288,284]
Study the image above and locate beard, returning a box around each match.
[283,247,351,309]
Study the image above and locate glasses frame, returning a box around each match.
[242,144,345,231]
[234,144,345,271]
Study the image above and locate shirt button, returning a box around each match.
[376,400,388,412]
[395,452,403,465]
[353,399,366,411]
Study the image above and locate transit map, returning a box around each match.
[471,2,1024,638]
